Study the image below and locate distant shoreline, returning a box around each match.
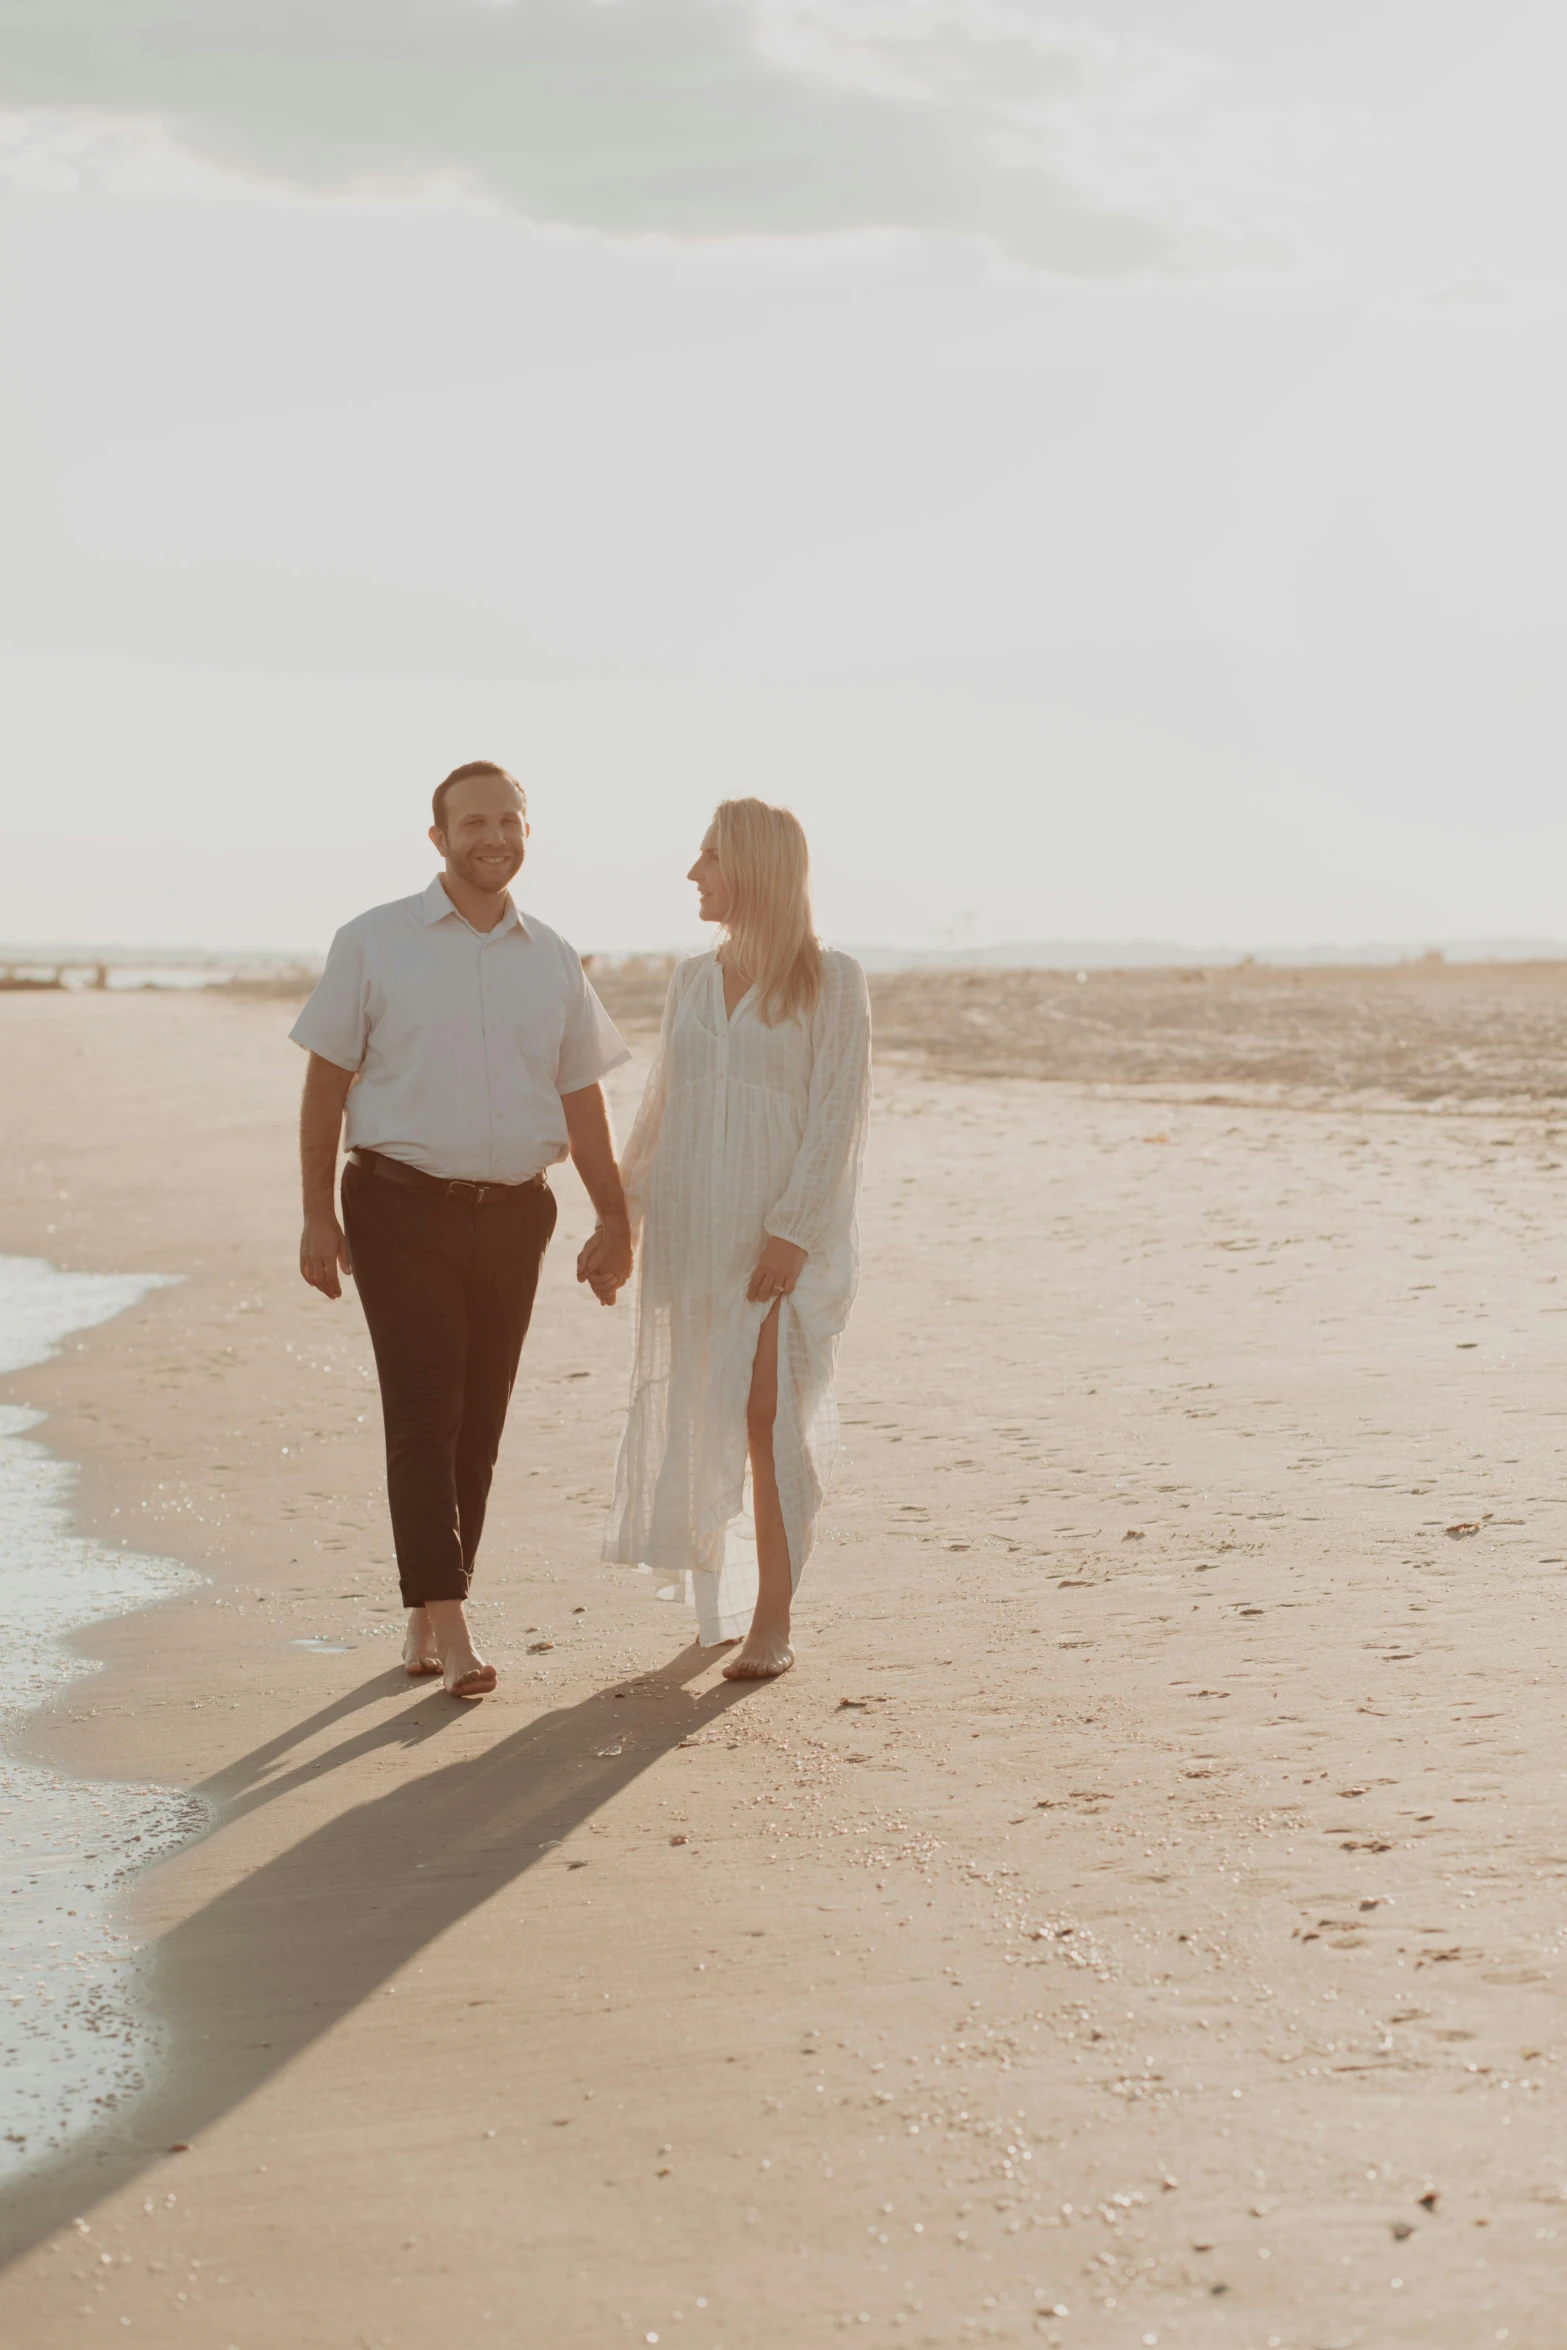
[6,935,1567,991]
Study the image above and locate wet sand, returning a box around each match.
[3,974,1567,2347]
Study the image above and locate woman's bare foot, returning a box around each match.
[721,1618,794,1680]
[425,1598,497,1698]
[402,1608,442,1677]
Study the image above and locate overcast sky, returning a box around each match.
[2,1,1563,954]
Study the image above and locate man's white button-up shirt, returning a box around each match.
[289,876,631,1183]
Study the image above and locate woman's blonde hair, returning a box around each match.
[713,797,822,1026]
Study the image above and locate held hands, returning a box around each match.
[300,1214,352,1299]
[748,1235,806,1304]
[577,1216,633,1306]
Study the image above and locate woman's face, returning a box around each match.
[688,828,731,924]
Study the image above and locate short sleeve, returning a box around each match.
[289,925,370,1072]
[555,945,632,1094]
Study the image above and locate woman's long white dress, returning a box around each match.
[603,949,872,1643]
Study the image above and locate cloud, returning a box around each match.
[0,0,1178,273]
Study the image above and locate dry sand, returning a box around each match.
[3,968,1567,2349]
[865,955,1567,1106]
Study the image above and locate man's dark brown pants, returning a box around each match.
[342,1155,557,1607]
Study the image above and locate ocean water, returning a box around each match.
[0,1257,208,2183]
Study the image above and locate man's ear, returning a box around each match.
[428,825,446,857]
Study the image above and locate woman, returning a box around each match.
[602,799,871,1678]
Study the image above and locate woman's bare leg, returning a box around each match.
[723,1301,795,1680]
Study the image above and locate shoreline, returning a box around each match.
[0,1260,206,2189]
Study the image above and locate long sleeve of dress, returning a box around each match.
[617,960,685,1240]
[762,955,872,1258]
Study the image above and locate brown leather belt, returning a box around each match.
[351,1148,548,1207]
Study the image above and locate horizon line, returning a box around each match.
[8,935,1567,975]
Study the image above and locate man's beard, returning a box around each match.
[452,848,522,894]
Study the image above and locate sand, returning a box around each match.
[2,971,1567,2348]
[865,954,1567,1105]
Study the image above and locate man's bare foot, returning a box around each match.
[721,1622,794,1680]
[445,1663,497,1698]
[425,1598,497,1698]
[402,1609,442,1677]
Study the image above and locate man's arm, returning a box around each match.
[299,1053,356,1298]
[562,1082,632,1305]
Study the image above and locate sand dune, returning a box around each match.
[1,975,1565,2346]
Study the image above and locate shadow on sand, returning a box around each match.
[0,1644,753,2265]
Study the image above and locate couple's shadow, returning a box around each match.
[1,1645,754,2265]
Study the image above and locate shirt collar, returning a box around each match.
[421,874,527,939]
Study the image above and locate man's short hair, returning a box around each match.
[432,760,526,835]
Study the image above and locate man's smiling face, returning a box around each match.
[431,773,528,896]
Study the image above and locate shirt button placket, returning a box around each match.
[480,934,499,1182]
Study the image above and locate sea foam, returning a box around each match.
[0,1257,206,2182]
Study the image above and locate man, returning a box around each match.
[292,760,633,1697]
